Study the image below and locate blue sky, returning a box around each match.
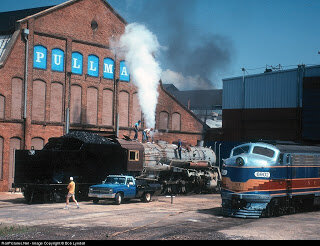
[1,0,320,89]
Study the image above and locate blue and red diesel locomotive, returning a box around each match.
[221,142,320,218]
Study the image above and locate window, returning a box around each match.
[87,55,99,77]
[232,145,250,156]
[132,93,141,126]
[172,112,181,131]
[129,150,139,161]
[159,111,169,130]
[50,82,63,122]
[0,95,4,119]
[86,87,98,125]
[70,85,82,124]
[102,89,113,126]
[31,137,44,150]
[32,80,46,122]
[33,45,47,69]
[0,137,3,179]
[11,78,23,119]
[120,61,130,82]
[51,48,64,72]
[252,146,275,158]
[71,52,83,75]
[119,91,129,127]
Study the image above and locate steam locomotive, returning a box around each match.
[14,131,220,203]
[221,142,320,218]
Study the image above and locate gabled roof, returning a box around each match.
[17,0,126,25]
[163,84,222,110]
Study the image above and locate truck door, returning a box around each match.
[125,177,136,198]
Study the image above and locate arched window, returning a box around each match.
[86,87,98,125]
[11,78,23,119]
[51,48,64,72]
[33,45,47,69]
[102,89,113,126]
[70,85,82,124]
[9,137,21,190]
[103,58,114,79]
[132,93,141,126]
[119,91,129,127]
[0,136,3,180]
[87,55,99,77]
[32,80,46,122]
[159,111,169,130]
[0,95,5,119]
[172,112,181,131]
[50,82,63,123]
[71,52,83,75]
[31,137,44,150]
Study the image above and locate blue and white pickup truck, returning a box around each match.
[88,175,162,205]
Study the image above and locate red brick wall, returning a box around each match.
[0,0,204,191]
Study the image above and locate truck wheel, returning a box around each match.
[114,193,123,205]
[142,192,151,203]
[93,198,99,204]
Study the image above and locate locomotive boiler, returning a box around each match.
[221,142,320,218]
[14,131,220,203]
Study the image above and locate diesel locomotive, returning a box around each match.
[221,142,320,218]
[14,131,220,203]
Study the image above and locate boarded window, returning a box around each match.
[0,137,3,179]
[159,111,169,130]
[0,95,4,119]
[32,80,46,122]
[172,112,181,131]
[102,89,113,126]
[50,82,63,122]
[132,93,141,126]
[119,91,129,127]
[86,87,98,125]
[70,85,82,124]
[31,137,44,150]
[11,78,23,119]
[9,138,21,189]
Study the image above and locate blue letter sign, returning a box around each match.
[72,52,83,75]
[33,45,47,69]
[120,61,130,82]
[87,55,99,77]
[103,58,114,79]
[51,48,64,72]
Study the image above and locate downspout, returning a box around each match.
[22,28,29,150]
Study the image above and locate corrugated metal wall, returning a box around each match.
[222,65,320,142]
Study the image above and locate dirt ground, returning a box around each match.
[1,192,320,240]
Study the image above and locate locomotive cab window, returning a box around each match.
[129,150,139,161]
[232,145,250,156]
[252,146,275,158]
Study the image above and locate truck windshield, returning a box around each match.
[105,177,126,185]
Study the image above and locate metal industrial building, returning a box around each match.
[222,65,320,143]
[0,0,205,191]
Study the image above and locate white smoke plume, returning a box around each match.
[111,23,162,128]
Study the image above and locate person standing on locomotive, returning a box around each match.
[177,139,182,159]
[134,120,141,140]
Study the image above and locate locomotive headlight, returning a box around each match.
[236,157,245,166]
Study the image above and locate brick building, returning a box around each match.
[0,0,205,191]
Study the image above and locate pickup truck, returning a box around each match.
[88,175,162,205]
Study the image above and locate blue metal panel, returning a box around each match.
[223,65,320,110]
